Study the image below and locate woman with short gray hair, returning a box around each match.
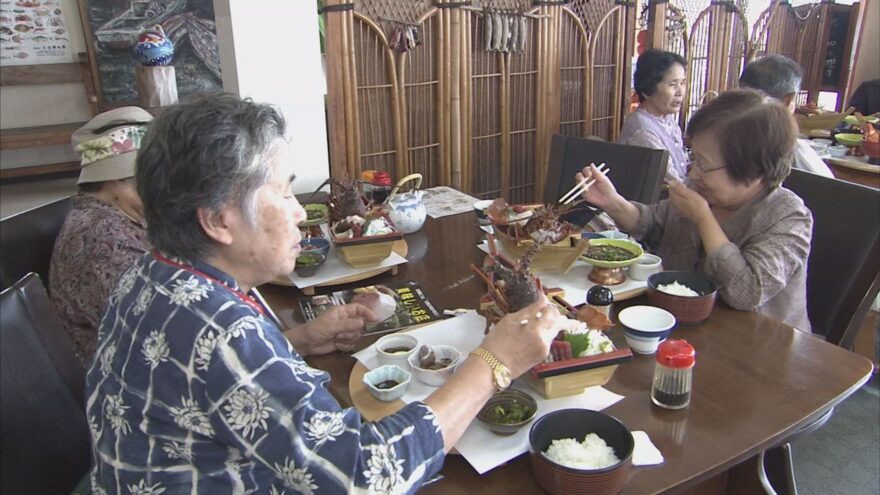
[739,54,833,177]
[85,93,562,494]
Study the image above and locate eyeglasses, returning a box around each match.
[687,150,726,175]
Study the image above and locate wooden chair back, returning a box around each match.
[783,169,880,348]
[544,134,669,206]
[0,273,91,493]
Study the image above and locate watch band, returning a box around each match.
[471,346,511,392]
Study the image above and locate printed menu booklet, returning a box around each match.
[298,281,442,335]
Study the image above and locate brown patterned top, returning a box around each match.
[49,194,149,366]
[631,186,813,332]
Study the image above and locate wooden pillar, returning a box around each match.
[323,0,358,178]
[648,0,669,50]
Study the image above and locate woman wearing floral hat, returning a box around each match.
[49,106,153,366]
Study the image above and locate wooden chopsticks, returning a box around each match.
[558,163,608,205]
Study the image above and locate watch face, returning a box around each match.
[495,369,512,390]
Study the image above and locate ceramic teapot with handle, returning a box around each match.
[385,173,426,234]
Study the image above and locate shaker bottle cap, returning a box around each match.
[586,285,613,305]
[656,339,695,368]
[372,170,392,186]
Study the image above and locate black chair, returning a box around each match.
[758,170,880,495]
[543,134,669,205]
[783,169,880,348]
[0,196,72,291]
[0,273,91,494]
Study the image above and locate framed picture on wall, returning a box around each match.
[76,0,222,108]
[0,0,73,66]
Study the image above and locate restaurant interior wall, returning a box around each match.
[848,0,878,98]
[1,1,331,192]
[213,0,330,194]
[323,0,637,203]
[0,0,91,173]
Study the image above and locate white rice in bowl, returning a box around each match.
[656,281,699,297]
[543,434,620,470]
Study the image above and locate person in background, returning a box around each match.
[739,54,834,178]
[85,93,562,494]
[49,107,153,366]
[618,49,689,182]
[578,89,812,332]
[848,79,880,116]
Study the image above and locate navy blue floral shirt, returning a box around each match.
[85,253,445,494]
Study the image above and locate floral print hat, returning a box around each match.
[71,106,153,184]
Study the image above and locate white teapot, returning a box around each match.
[385,173,426,234]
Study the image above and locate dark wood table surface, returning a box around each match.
[259,213,873,494]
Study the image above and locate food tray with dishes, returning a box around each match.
[485,199,589,274]
[350,311,629,476]
[472,248,633,399]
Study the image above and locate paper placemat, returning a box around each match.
[288,251,408,289]
[476,242,648,302]
[422,186,479,219]
[353,311,625,474]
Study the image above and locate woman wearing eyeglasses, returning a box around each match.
[577,89,813,332]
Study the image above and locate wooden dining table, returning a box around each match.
[259,212,873,494]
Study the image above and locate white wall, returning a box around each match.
[213,0,330,194]
[850,0,880,94]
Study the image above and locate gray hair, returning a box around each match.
[739,54,803,101]
[136,93,286,261]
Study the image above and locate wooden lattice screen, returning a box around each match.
[324,0,637,202]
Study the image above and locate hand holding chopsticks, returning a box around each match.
[558,163,608,205]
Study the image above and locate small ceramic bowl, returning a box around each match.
[808,140,830,153]
[300,237,330,258]
[647,271,718,324]
[627,253,662,281]
[826,145,848,158]
[375,334,419,370]
[301,203,329,227]
[294,253,326,278]
[363,365,411,402]
[618,305,676,354]
[529,409,634,495]
[835,132,864,147]
[477,389,538,436]
[473,199,494,226]
[407,345,461,386]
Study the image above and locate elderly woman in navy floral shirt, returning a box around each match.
[85,94,563,494]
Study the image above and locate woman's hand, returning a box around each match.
[479,299,561,377]
[575,163,622,210]
[285,303,377,356]
[668,180,730,254]
[576,163,642,232]
[668,180,712,224]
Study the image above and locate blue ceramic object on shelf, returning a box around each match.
[135,25,175,66]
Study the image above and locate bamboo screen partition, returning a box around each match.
[676,1,749,123]
[323,0,637,202]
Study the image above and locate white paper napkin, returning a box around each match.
[352,311,626,474]
[476,241,647,301]
[456,383,624,474]
[631,430,664,466]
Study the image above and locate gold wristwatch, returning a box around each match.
[471,347,511,392]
